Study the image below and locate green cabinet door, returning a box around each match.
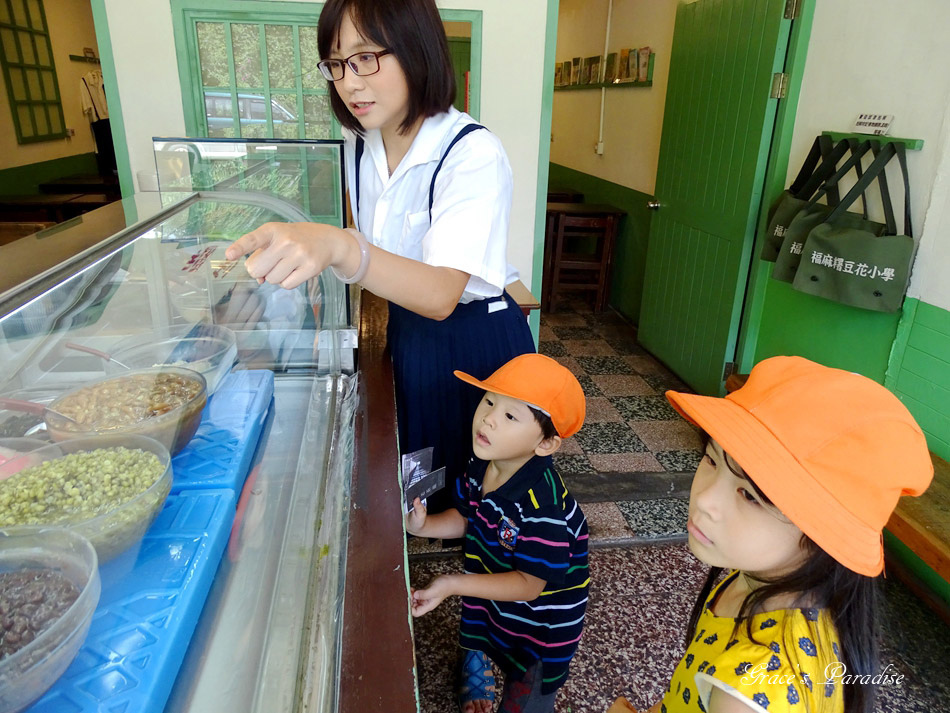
[637,0,792,395]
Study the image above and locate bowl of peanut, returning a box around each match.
[42,367,207,456]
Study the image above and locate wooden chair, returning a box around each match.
[543,203,623,313]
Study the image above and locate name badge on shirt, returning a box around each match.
[488,299,508,313]
[498,516,519,551]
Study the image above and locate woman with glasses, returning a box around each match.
[226,0,534,523]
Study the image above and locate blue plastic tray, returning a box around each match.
[170,369,274,494]
[27,489,236,713]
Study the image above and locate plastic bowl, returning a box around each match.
[0,435,172,562]
[107,324,236,394]
[0,438,50,481]
[0,527,100,713]
[0,387,63,441]
[44,367,207,455]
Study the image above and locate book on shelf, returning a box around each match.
[585,55,602,84]
[604,52,618,83]
[571,56,581,85]
[625,48,638,82]
[637,47,652,82]
[618,48,630,80]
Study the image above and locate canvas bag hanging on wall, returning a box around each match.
[772,140,885,283]
[793,142,915,313]
[762,135,848,261]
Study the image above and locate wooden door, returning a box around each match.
[637,0,793,394]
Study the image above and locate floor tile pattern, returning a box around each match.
[409,546,950,713]
[539,304,704,479]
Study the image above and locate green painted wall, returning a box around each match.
[886,298,950,461]
[548,163,653,324]
[752,272,901,383]
[0,153,98,196]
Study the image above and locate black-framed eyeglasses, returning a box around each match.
[317,50,392,82]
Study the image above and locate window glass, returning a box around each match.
[265,25,295,91]
[231,23,263,89]
[197,22,229,87]
[187,16,336,141]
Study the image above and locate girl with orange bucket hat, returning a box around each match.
[611,356,932,713]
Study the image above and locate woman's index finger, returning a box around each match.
[225,226,272,260]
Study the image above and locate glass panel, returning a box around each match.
[1,29,20,63]
[303,95,331,139]
[270,92,297,138]
[204,91,236,138]
[298,26,320,90]
[34,36,49,66]
[231,23,262,89]
[9,68,26,101]
[264,24,295,90]
[0,1,9,24]
[27,0,43,30]
[41,69,54,99]
[197,22,229,88]
[25,67,39,98]
[48,105,62,133]
[239,119,268,139]
[17,103,32,136]
[32,103,48,134]
[10,0,26,26]
[18,30,35,64]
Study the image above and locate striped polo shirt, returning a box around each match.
[453,454,590,695]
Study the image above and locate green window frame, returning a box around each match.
[0,0,66,144]
[171,0,337,141]
[171,1,483,140]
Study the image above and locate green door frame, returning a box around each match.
[734,0,817,372]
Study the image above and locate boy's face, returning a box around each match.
[471,392,548,463]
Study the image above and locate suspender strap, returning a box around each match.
[353,122,487,231]
[428,123,485,220]
[354,135,365,232]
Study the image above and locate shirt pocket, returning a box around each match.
[399,209,430,259]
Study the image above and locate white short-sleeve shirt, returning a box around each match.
[343,108,519,303]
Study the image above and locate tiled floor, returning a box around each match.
[410,545,950,713]
[540,305,705,479]
[408,302,950,712]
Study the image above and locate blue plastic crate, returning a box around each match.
[27,489,236,713]
[170,370,274,494]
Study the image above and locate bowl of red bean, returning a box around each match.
[43,367,207,456]
[0,527,100,713]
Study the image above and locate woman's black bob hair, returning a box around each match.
[317,0,457,135]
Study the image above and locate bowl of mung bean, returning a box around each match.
[0,435,172,562]
[43,367,207,455]
[0,527,100,713]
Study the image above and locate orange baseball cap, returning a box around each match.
[665,356,933,576]
[454,353,586,438]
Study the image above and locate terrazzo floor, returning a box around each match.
[409,545,950,713]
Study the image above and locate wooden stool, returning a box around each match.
[543,202,625,313]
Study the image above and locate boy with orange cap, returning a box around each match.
[408,353,589,713]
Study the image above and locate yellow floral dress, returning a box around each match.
[660,573,844,713]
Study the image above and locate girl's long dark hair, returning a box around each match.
[685,445,880,713]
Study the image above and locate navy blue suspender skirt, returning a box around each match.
[355,125,535,511]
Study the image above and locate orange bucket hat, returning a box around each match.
[454,354,586,438]
[665,356,933,576]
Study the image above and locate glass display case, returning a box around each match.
[0,139,373,713]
